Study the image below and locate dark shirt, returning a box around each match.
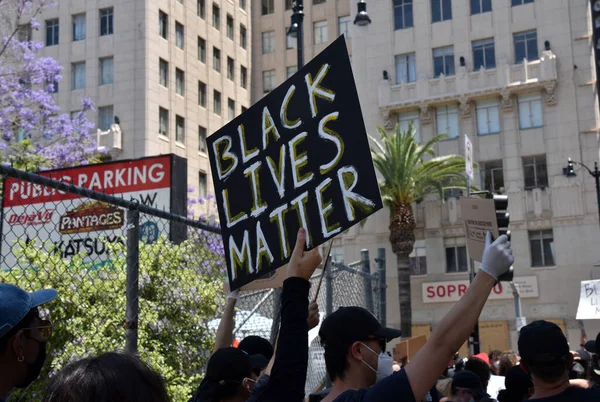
[332,369,416,402]
[529,387,600,402]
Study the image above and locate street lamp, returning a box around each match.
[353,0,371,26]
[563,157,600,230]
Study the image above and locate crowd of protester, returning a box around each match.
[2,230,600,401]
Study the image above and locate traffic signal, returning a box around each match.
[492,194,513,282]
[563,158,576,177]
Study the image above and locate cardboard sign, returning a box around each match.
[465,135,473,180]
[208,36,383,290]
[422,276,538,303]
[576,280,600,320]
[394,335,427,362]
[459,197,499,262]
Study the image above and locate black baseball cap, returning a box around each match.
[193,348,252,401]
[584,331,600,354]
[518,320,570,364]
[319,306,402,347]
[504,365,533,396]
[453,370,486,396]
[238,336,273,370]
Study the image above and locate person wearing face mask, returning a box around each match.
[318,232,514,402]
[0,283,57,402]
[488,351,502,376]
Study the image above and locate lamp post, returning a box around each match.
[563,158,600,231]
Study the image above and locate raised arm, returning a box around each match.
[212,290,238,352]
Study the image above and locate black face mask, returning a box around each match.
[16,341,47,389]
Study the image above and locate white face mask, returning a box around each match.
[360,343,394,382]
[494,360,500,369]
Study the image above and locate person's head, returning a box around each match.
[498,350,519,376]
[319,306,401,387]
[496,365,533,402]
[0,284,57,395]
[488,350,502,373]
[518,320,572,385]
[193,347,256,402]
[465,357,491,388]
[238,336,273,377]
[449,370,486,402]
[584,331,600,384]
[42,352,169,402]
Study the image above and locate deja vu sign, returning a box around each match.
[1,155,185,269]
[208,36,383,290]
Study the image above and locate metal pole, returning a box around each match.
[594,162,600,232]
[295,0,304,69]
[466,177,481,355]
[510,282,523,329]
[325,256,333,388]
[377,248,387,327]
[125,209,140,355]
[361,249,374,313]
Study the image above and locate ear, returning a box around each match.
[519,362,530,375]
[10,330,25,357]
[349,341,364,362]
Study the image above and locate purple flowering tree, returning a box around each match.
[0,0,102,171]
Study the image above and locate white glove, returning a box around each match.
[227,289,239,301]
[479,232,514,281]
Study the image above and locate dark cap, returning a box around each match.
[518,320,569,364]
[238,336,273,370]
[584,331,600,354]
[504,365,533,396]
[453,370,485,395]
[319,306,401,347]
[205,347,252,383]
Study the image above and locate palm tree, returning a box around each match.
[370,123,469,338]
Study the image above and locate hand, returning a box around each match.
[287,228,322,281]
[227,289,239,302]
[307,302,319,330]
[479,232,514,281]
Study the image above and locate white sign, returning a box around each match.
[422,276,539,303]
[576,280,600,320]
[1,156,175,270]
[465,135,474,180]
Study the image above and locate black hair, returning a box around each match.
[497,388,528,402]
[524,357,570,383]
[488,349,502,360]
[0,309,39,355]
[323,342,350,382]
[42,352,170,402]
[465,357,491,387]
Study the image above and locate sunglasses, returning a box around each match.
[364,337,387,353]
[23,319,53,342]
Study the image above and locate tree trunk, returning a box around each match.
[396,252,412,338]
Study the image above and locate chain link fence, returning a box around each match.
[0,164,385,402]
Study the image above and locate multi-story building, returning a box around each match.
[343,0,600,352]
[36,0,251,207]
[251,0,354,101]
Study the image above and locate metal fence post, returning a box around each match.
[326,256,333,317]
[125,208,140,355]
[361,249,374,314]
[377,248,387,327]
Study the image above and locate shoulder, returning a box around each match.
[333,389,367,402]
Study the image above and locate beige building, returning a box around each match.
[35,0,251,205]
[341,0,600,352]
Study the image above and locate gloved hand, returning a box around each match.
[227,289,239,302]
[479,232,514,281]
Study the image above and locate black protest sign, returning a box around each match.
[208,36,383,290]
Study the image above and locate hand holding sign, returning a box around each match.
[479,232,514,281]
[287,228,322,281]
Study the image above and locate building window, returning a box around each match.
[98,106,114,131]
[226,57,235,81]
[99,57,114,85]
[48,79,59,93]
[287,66,298,78]
[71,62,86,90]
[529,230,554,267]
[262,31,275,54]
[445,239,467,273]
[432,0,452,23]
[159,107,169,136]
[175,22,184,49]
[240,0,247,10]
[213,4,220,29]
[476,99,500,135]
[263,70,276,93]
[241,66,248,88]
[286,28,297,49]
[159,10,168,39]
[480,160,504,193]
[198,0,206,18]
[100,8,113,36]
[241,106,247,113]
[213,47,221,72]
[410,247,427,275]
[313,21,328,45]
[176,115,185,143]
[473,38,495,70]
[262,0,274,15]
[46,19,59,46]
[198,37,206,62]
[512,0,534,5]
[228,98,235,120]
[159,58,168,87]
[471,0,491,14]
[398,111,420,143]
[198,81,207,106]
[433,46,455,77]
[72,14,86,41]
[199,172,208,198]
[395,53,416,84]
[514,30,538,63]
[313,0,325,4]
[518,93,543,129]
[226,15,234,39]
[338,16,351,38]
[523,155,548,189]
[436,105,459,138]
[17,24,32,42]
[177,0,183,4]
[198,126,207,152]
[213,90,222,115]
[393,0,413,30]
[285,0,293,9]
[240,25,247,49]
[176,68,185,96]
